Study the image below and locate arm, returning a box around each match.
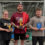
[0,27,7,31]
[23,16,30,27]
[0,27,10,32]
[29,18,34,29]
[11,22,18,27]
[40,17,45,31]
[29,18,38,31]
[11,22,19,28]
[10,14,19,28]
[0,19,10,32]
[24,22,29,27]
[44,17,45,30]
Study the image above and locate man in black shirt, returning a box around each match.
[0,10,12,45]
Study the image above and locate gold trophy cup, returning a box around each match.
[7,24,12,31]
[19,18,23,28]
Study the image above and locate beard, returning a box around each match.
[17,9,23,12]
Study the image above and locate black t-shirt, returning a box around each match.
[0,18,11,40]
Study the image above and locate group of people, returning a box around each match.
[0,4,45,45]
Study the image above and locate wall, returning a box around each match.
[0,0,44,1]
[0,3,2,18]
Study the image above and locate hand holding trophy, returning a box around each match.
[7,24,12,31]
[37,23,41,31]
[4,23,13,32]
[11,18,23,29]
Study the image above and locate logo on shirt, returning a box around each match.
[16,17,23,23]
[4,23,11,26]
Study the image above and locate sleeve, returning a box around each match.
[29,18,33,28]
[10,14,15,23]
[44,17,45,25]
[0,19,2,27]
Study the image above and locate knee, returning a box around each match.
[21,40,24,43]
[15,40,18,43]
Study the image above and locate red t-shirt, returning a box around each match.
[10,12,29,34]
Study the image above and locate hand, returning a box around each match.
[10,28,13,32]
[19,26,24,29]
[32,28,38,31]
[40,28,44,31]
[22,26,25,30]
[5,29,10,32]
[23,26,24,28]
[16,26,19,29]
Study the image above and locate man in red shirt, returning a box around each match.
[10,4,29,45]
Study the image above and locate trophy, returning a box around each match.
[7,24,12,31]
[19,18,23,28]
[37,23,41,29]
[4,23,12,31]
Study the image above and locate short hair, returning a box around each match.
[3,10,8,14]
[17,4,23,7]
[36,7,42,11]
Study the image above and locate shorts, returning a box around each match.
[14,33,25,40]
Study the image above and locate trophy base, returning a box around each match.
[9,28,12,31]
[19,26,23,28]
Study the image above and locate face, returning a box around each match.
[3,12,9,19]
[17,5,23,12]
[36,10,42,17]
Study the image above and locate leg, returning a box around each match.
[0,40,1,45]
[14,40,18,45]
[14,33,19,45]
[1,40,5,45]
[20,33,25,45]
[0,34,2,45]
[38,37,44,45]
[5,40,10,45]
[21,40,24,45]
[32,36,38,45]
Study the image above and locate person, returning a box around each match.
[0,10,13,45]
[10,4,29,45]
[29,7,45,45]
